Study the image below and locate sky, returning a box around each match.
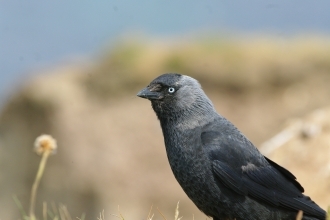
[1,1,330,101]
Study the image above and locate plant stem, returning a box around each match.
[29,150,51,220]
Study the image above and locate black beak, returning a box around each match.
[137,87,162,100]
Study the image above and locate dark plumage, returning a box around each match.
[137,73,326,220]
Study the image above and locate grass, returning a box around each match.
[14,134,195,220]
[15,133,329,220]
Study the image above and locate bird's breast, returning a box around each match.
[162,127,221,210]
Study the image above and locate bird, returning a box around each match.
[137,73,326,220]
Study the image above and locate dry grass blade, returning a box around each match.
[110,206,125,220]
[50,202,59,219]
[174,201,182,220]
[146,205,154,220]
[118,206,125,220]
[43,202,47,220]
[76,213,86,220]
[59,207,66,220]
[97,210,105,220]
[59,204,72,220]
[296,210,303,220]
[110,213,125,220]
[58,204,71,220]
[13,195,28,219]
[110,214,121,220]
[156,207,167,220]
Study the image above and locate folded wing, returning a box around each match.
[201,119,326,219]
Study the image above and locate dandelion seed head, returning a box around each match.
[34,134,57,155]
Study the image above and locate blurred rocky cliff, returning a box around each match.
[0,36,330,219]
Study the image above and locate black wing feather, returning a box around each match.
[213,160,247,196]
[212,160,325,218]
[265,156,304,192]
[201,119,325,219]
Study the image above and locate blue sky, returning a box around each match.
[1,1,330,101]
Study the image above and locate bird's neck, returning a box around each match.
[155,93,216,123]
[157,102,217,183]
[158,102,217,133]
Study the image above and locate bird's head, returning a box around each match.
[137,73,215,121]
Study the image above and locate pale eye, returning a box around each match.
[168,87,175,93]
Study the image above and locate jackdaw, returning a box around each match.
[137,73,326,220]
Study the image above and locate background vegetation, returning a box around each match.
[0,34,329,219]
